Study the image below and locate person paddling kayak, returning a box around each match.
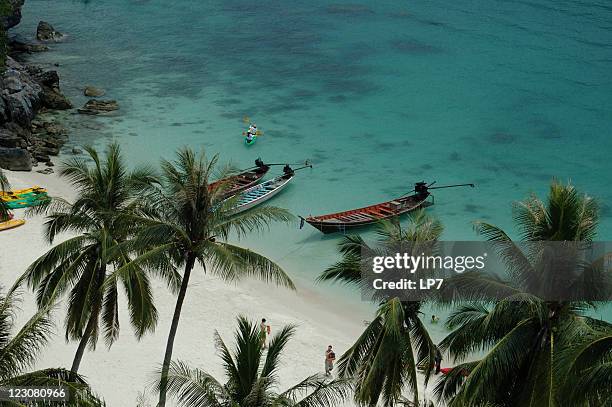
[245,123,258,144]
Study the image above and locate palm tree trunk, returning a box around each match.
[70,312,97,380]
[158,254,196,407]
[70,266,105,380]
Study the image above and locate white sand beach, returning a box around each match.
[0,167,441,406]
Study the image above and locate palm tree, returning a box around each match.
[434,180,612,406]
[120,148,295,407]
[161,316,350,407]
[0,286,104,406]
[557,325,612,406]
[319,212,443,406]
[20,143,174,379]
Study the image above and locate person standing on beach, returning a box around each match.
[434,347,442,374]
[260,318,271,348]
[325,345,336,376]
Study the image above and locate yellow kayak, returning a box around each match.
[0,219,26,231]
[1,191,48,202]
[0,186,46,198]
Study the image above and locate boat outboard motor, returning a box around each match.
[414,182,430,199]
[255,157,269,173]
[283,164,294,176]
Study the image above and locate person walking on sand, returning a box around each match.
[260,318,271,348]
[325,345,336,376]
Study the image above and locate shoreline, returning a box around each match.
[1,166,438,406]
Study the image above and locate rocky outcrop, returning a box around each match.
[0,0,25,30]
[84,86,105,97]
[0,57,42,126]
[0,5,78,172]
[0,147,32,171]
[28,66,73,110]
[0,56,72,170]
[78,99,118,114]
[8,38,49,53]
[36,21,63,41]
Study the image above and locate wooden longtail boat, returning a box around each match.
[209,159,270,198]
[301,182,474,234]
[227,163,312,214]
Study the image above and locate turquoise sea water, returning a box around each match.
[14,0,612,321]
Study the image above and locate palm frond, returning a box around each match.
[205,242,295,290]
[159,360,226,407]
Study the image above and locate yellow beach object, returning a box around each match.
[0,186,46,198]
[0,219,26,231]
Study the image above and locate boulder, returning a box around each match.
[40,88,73,110]
[34,70,60,89]
[9,39,49,53]
[36,167,54,174]
[0,128,21,148]
[84,86,105,97]
[0,57,43,126]
[78,99,119,115]
[0,147,33,171]
[32,153,50,163]
[36,21,63,42]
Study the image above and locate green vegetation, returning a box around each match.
[0,286,105,406]
[162,316,350,407]
[21,144,167,377]
[319,212,443,406]
[109,147,294,407]
[434,181,612,406]
[0,0,11,67]
[3,143,610,406]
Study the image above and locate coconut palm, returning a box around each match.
[20,143,174,379]
[162,316,350,407]
[119,148,295,407]
[0,286,104,406]
[434,181,612,406]
[319,212,443,406]
[557,325,612,406]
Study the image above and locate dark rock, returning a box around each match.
[36,167,54,174]
[32,153,50,163]
[34,70,60,89]
[36,145,59,156]
[9,39,49,53]
[0,128,21,148]
[78,99,119,115]
[45,161,54,167]
[0,57,43,126]
[40,88,73,109]
[36,21,63,42]
[0,147,33,171]
[71,147,82,154]
[0,132,19,148]
[26,69,73,110]
[84,86,105,97]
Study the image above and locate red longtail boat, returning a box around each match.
[301,182,474,234]
[209,158,269,198]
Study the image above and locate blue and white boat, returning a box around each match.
[228,168,295,213]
